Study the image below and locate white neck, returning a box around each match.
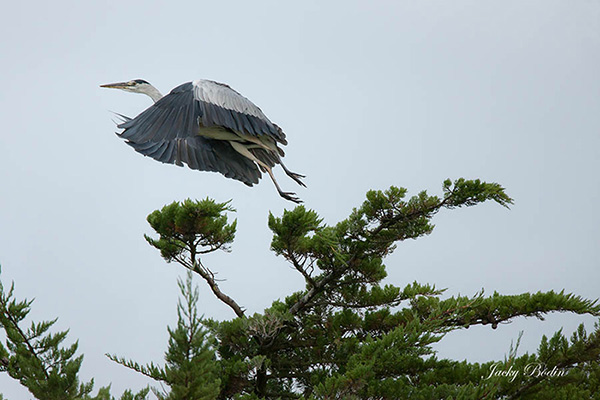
[140,84,164,103]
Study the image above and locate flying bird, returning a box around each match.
[101,79,305,203]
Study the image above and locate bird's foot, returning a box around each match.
[286,171,307,187]
[279,190,303,204]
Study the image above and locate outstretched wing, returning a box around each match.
[115,80,288,185]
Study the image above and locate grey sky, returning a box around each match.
[1,1,599,397]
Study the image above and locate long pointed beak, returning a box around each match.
[100,81,131,89]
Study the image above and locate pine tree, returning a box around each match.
[141,179,600,399]
[3,178,600,399]
[108,271,221,400]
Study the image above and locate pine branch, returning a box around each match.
[106,354,166,382]
[172,254,245,318]
[288,253,316,288]
[145,198,245,319]
[505,323,600,399]
[192,259,245,318]
[425,290,600,329]
[0,269,100,400]
[288,257,354,315]
[0,283,50,380]
[109,272,221,399]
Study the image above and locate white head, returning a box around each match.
[100,79,163,103]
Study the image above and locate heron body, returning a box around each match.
[101,79,305,203]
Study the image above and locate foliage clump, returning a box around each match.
[145,198,237,262]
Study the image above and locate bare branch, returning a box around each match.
[191,259,245,318]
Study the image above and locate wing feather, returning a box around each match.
[193,80,287,144]
[126,137,260,185]
[185,143,199,170]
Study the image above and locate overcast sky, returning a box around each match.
[1,1,599,397]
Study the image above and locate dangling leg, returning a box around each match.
[230,142,302,203]
[278,158,306,187]
[264,167,302,203]
[239,134,306,188]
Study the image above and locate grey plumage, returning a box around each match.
[128,137,261,185]
[101,79,305,202]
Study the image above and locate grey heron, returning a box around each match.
[100,79,305,203]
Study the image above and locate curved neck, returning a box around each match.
[141,84,164,103]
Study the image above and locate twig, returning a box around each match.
[288,252,316,287]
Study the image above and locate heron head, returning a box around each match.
[101,79,163,102]
[100,79,151,93]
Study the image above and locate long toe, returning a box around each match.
[290,172,307,187]
[280,191,303,204]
